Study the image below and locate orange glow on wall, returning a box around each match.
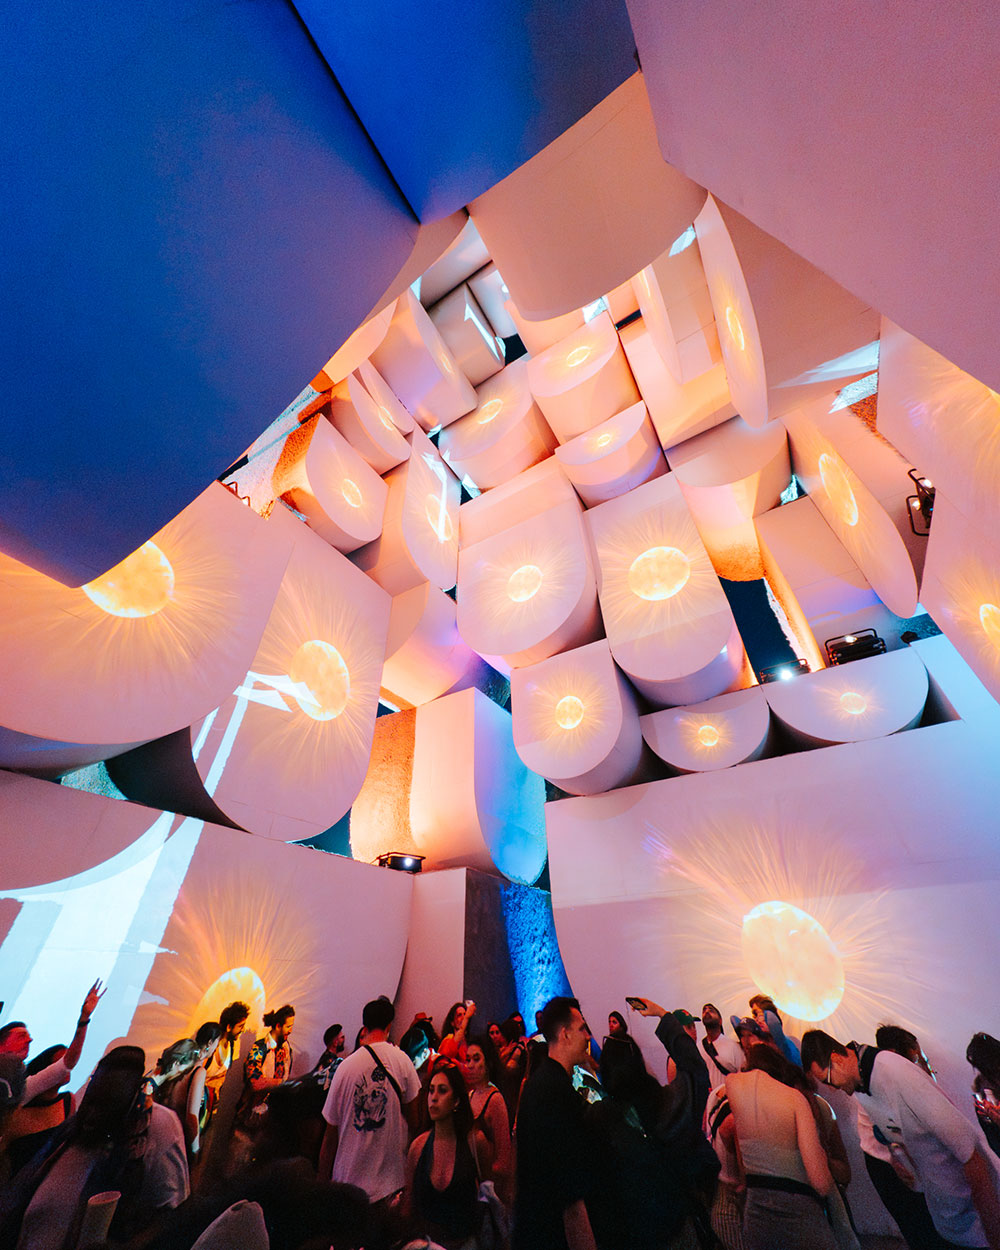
[566,344,593,368]
[477,398,504,425]
[627,545,691,601]
[341,478,363,508]
[697,723,720,747]
[592,431,615,451]
[725,304,745,352]
[289,639,351,720]
[507,563,544,603]
[979,602,1000,652]
[555,694,585,730]
[81,541,175,618]
[741,900,845,1021]
[185,966,267,1039]
[818,452,859,527]
[839,690,867,715]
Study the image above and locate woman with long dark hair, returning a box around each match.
[465,1034,513,1205]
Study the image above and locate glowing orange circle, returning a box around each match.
[507,563,543,603]
[979,603,1000,652]
[289,639,351,720]
[725,304,746,353]
[424,493,454,542]
[697,724,720,747]
[81,541,175,618]
[555,695,585,730]
[477,398,504,425]
[186,967,266,1040]
[628,546,691,601]
[741,900,844,1021]
[819,453,859,527]
[341,478,363,508]
[592,432,614,451]
[566,345,592,368]
[839,691,867,715]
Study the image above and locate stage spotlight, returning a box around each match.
[905,468,935,536]
[376,852,425,873]
[759,658,810,684]
[824,628,887,667]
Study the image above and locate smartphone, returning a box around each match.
[625,996,646,1011]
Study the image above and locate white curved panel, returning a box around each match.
[438,359,557,490]
[468,262,518,338]
[428,283,505,386]
[506,301,585,357]
[328,372,411,476]
[380,581,479,709]
[764,648,928,745]
[369,289,476,431]
[457,499,601,669]
[354,428,461,594]
[273,417,387,553]
[511,639,643,796]
[416,217,491,308]
[585,473,747,705]
[458,456,579,549]
[554,400,667,507]
[632,239,721,385]
[641,686,771,772]
[314,302,395,387]
[526,312,640,443]
[0,485,292,770]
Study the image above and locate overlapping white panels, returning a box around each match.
[554,400,666,507]
[458,456,580,549]
[380,581,480,709]
[641,686,770,773]
[272,416,387,553]
[633,235,721,384]
[438,359,557,490]
[619,319,734,448]
[695,196,879,428]
[428,283,505,386]
[526,312,639,443]
[605,278,640,326]
[585,473,746,704]
[369,289,476,431]
[314,302,395,388]
[0,484,291,776]
[511,638,643,796]
[468,263,517,338]
[506,301,585,357]
[110,507,391,840]
[764,649,928,746]
[328,371,412,476]
[416,217,491,308]
[353,427,460,594]
[457,498,601,669]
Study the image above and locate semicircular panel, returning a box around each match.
[438,359,557,490]
[641,686,771,772]
[511,639,643,795]
[554,400,666,507]
[328,369,412,476]
[313,302,395,388]
[380,581,480,709]
[585,473,747,705]
[505,301,585,357]
[764,649,928,746]
[526,312,640,443]
[457,499,601,669]
[0,484,292,770]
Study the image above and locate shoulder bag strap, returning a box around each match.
[363,1044,404,1106]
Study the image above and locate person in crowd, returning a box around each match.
[3,1046,74,1178]
[403,1057,491,1249]
[877,1024,937,1081]
[156,1024,223,1165]
[310,1023,346,1092]
[749,993,802,1066]
[513,995,598,1250]
[664,1009,700,1084]
[318,995,421,1204]
[802,1028,1000,1250]
[204,1000,250,1112]
[700,1003,745,1085]
[731,1015,770,1060]
[703,1079,745,1250]
[497,1016,528,1119]
[235,1005,295,1130]
[726,1040,836,1250]
[0,980,103,1107]
[438,1000,476,1069]
[398,1016,439,1090]
[968,1033,1000,1160]
[488,1020,505,1052]
[0,1044,189,1248]
[607,1010,629,1040]
[465,1032,513,1203]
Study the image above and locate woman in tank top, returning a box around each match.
[465,1035,513,1205]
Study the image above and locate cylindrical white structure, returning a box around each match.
[554,400,666,507]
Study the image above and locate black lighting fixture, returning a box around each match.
[759,657,811,684]
[906,468,935,536]
[824,628,887,667]
[376,852,424,873]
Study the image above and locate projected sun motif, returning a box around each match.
[697,723,720,747]
[425,492,455,542]
[592,432,615,452]
[627,546,691,601]
[186,966,266,1040]
[566,345,593,368]
[839,691,867,716]
[289,640,351,720]
[725,305,745,352]
[478,398,504,425]
[741,900,845,1020]
[555,695,585,730]
[979,603,1000,652]
[341,479,363,509]
[82,541,176,618]
[507,564,544,603]
[818,452,859,527]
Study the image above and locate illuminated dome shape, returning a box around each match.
[341,478,363,508]
[839,690,867,715]
[477,397,504,425]
[566,344,593,368]
[507,563,544,603]
[742,900,845,1021]
[725,304,745,352]
[627,546,691,601]
[697,723,720,747]
[424,492,455,542]
[818,452,859,527]
[979,602,1000,652]
[81,540,175,618]
[554,694,585,730]
[289,639,351,720]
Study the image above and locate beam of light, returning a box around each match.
[777,339,881,389]
[81,541,176,618]
[979,603,1000,652]
[424,491,454,542]
[668,225,697,256]
[818,452,859,527]
[341,479,363,508]
[829,372,880,412]
[725,305,745,353]
[741,900,845,1020]
[566,345,593,368]
[477,398,504,425]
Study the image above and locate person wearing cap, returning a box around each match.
[749,995,802,1067]
[700,1004,744,1086]
[664,1010,699,1085]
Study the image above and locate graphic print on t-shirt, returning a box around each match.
[352,1067,390,1132]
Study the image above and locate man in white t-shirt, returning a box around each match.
[698,1004,744,1086]
[803,1029,1000,1249]
[318,996,420,1203]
